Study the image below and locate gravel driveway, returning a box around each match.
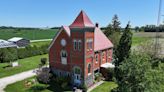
[0,69,36,92]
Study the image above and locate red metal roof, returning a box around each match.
[63,26,70,36]
[70,10,94,28]
[49,11,113,51]
[94,27,113,51]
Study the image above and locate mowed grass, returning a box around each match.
[132,37,151,46]
[0,54,48,78]
[30,40,52,47]
[91,81,117,92]
[5,77,72,92]
[0,29,58,40]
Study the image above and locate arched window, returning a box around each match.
[88,64,91,74]
[60,50,67,65]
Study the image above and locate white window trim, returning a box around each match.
[60,50,67,65]
[95,54,98,64]
[78,40,82,51]
[73,39,77,51]
[87,38,93,51]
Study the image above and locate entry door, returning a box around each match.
[74,67,81,85]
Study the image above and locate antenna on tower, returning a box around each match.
[155,0,162,57]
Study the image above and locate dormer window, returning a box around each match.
[60,50,67,65]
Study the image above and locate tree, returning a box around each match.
[112,53,164,92]
[104,14,121,48]
[111,14,121,33]
[115,22,133,66]
[36,67,51,84]
[114,22,133,83]
[134,26,140,32]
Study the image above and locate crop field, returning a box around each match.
[0,29,58,40]
[133,32,164,38]
[30,40,52,47]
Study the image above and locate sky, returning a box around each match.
[0,0,163,28]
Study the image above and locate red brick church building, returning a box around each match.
[48,11,114,87]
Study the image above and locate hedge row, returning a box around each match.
[0,44,49,63]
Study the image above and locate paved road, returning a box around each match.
[30,39,52,42]
[0,69,36,92]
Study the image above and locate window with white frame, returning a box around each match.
[95,54,98,63]
[108,50,111,58]
[88,64,91,74]
[87,38,93,51]
[102,52,105,60]
[78,40,82,51]
[73,39,82,51]
[60,50,67,65]
[73,40,77,51]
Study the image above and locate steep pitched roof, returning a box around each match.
[48,26,70,50]
[94,27,113,51]
[70,10,94,28]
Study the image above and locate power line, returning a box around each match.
[155,0,162,57]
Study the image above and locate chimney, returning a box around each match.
[95,23,99,28]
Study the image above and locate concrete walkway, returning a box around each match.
[87,81,104,92]
[0,69,36,92]
[30,39,52,42]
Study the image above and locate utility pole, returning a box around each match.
[155,0,162,57]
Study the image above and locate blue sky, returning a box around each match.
[0,0,163,28]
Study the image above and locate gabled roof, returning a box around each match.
[8,37,23,42]
[48,26,70,50]
[63,26,70,36]
[49,10,113,51]
[70,10,94,28]
[94,27,113,51]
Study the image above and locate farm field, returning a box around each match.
[30,40,52,47]
[133,32,164,38]
[0,29,58,40]
[0,54,48,78]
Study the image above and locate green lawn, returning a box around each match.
[132,37,151,46]
[0,54,48,78]
[31,41,52,47]
[5,77,72,92]
[91,81,117,92]
[0,29,58,40]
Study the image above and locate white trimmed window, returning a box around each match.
[73,40,77,51]
[73,39,82,51]
[60,50,67,65]
[95,54,98,63]
[102,52,105,60]
[78,40,82,51]
[108,50,111,58]
[87,38,93,51]
[88,64,91,75]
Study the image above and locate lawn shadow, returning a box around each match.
[46,80,72,92]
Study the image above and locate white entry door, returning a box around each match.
[74,67,81,85]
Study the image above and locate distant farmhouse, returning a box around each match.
[49,11,114,87]
[0,37,30,48]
